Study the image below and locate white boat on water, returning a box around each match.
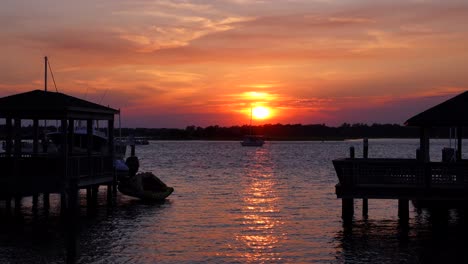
[241,107,265,147]
[241,135,265,147]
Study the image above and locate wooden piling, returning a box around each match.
[66,179,79,264]
[14,196,22,214]
[342,198,354,223]
[86,187,92,207]
[362,199,368,217]
[61,192,67,215]
[32,194,39,209]
[363,138,368,159]
[43,193,50,209]
[5,197,11,214]
[92,186,99,206]
[131,145,135,157]
[107,184,113,206]
[398,199,409,221]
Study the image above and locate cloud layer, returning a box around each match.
[1,0,468,127]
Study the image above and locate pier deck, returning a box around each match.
[333,158,468,200]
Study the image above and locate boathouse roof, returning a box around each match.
[405,91,468,127]
[0,90,118,120]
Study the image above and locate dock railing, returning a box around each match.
[0,153,114,197]
[333,158,468,199]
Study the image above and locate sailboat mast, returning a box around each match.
[250,107,253,135]
[44,56,48,92]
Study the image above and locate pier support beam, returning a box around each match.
[5,197,11,215]
[60,192,67,215]
[107,184,113,206]
[32,194,39,214]
[86,187,92,207]
[398,199,409,221]
[43,193,50,209]
[342,198,354,223]
[66,179,79,264]
[362,199,368,218]
[92,186,99,207]
[14,196,22,215]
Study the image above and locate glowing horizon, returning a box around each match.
[1,1,468,128]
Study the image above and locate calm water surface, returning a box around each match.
[1,139,468,263]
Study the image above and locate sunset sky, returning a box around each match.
[1,0,468,128]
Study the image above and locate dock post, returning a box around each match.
[66,179,79,264]
[32,194,39,216]
[349,147,355,159]
[60,192,67,216]
[113,172,118,197]
[107,184,113,206]
[32,194,38,208]
[362,199,368,218]
[43,193,50,209]
[5,197,11,215]
[86,187,92,207]
[398,199,409,221]
[342,198,354,223]
[14,195,22,215]
[92,186,99,207]
[363,138,368,159]
[131,145,135,157]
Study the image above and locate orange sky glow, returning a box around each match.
[1,1,468,127]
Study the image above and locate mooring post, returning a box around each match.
[349,146,355,159]
[398,199,409,221]
[362,198,368,218]
[342,198,354,223]
[14,195,22,215]
[60,192,67,216]
[66,179,79,264]
[43,193,50,209]
[363,138,368,159]
[112,173,118,198]
[92,186,99,207]
[86,187,92,208]
[32,194,39,211]
[5,197,11,215]
[107,184,113,206]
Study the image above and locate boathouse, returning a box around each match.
[0,89,119,211]
[333,91,468,221]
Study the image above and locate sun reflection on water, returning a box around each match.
[235,147,286,263]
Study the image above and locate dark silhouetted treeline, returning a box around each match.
[2,123,466,141]
[117,123,463,140]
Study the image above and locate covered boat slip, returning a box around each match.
[0,154,114,198]
[0,90,118,201]
[333,91,468,221]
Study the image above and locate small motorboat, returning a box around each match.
[118,172,174,201]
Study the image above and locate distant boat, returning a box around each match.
[241,135,265,147]
[241,107,265,147]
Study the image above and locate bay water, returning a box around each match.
[1,139,468,263]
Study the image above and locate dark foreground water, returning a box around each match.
[1,139,468,263]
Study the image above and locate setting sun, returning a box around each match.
[252,106,271,119]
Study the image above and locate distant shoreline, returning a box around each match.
[2,123,462,141]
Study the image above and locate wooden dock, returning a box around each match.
[333,91,468,223]
[0,89,120,262]
[334,158,468,200]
